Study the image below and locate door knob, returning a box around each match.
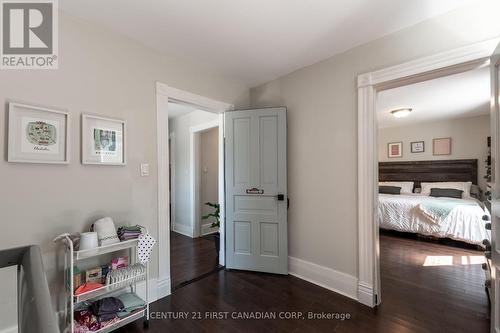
[276,194,285,201]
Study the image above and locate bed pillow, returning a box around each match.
[379,186,402,195]
[420,181,472,198]
[429,188,464,199]
[379,181,414,194]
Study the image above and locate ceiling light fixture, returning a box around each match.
[390,108,413,118]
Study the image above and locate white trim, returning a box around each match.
[190,119,220,238]
[357,37,499,308]
[169,132,176,230]
[172,223,193,237]
[288,256,358,300]
[0,326,17,333]
[156,82,233,296]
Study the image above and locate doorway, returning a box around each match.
[374,66,491,331]
[356,39,498,308]
[155,83,233,297]
[168,102,223,289]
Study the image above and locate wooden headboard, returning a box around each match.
[379,159,478,189]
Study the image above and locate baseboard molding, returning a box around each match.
[0,326,17,333]
[357,281,375,307]
[157,277,171,299]
[288,256,358,301]
[201,224,218,236]
[173,223,193,237]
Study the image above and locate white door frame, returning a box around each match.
[356,38,499,307]
[169,132,175,231]
[156,82,233,297]
[190,119,221,238]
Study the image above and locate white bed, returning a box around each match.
[378,193,490,246]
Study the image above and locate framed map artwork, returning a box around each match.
[8,102,69,164]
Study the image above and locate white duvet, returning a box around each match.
[378,193,490,246]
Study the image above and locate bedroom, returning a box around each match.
[376,65,492,329]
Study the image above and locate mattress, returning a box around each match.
[378,193,490,246]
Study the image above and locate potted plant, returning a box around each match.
[202,202,220,257]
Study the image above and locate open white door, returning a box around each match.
[490,42,500,333]
[225,107,288,274]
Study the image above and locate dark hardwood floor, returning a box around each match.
[119,232,489,333]
[170,231,219,288]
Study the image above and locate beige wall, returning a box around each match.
[250,2,500,279]
[200,128,219,233]
[378,115,490,190]
[0,11,249,330]
[169,110,219,235]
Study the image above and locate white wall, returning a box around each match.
[200,128,219,235]
[0,10,249,330]
[169,110,219,236]
[250,1,500,293]
[378,115,490,190]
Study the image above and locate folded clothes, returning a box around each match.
[90,297,124,322]
[116,292,146,317]
[117,225,142,241]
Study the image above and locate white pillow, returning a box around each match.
[420,181,472,198]
[379,181,414,194]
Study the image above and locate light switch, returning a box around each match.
[140,163,150,177]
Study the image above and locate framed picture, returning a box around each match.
[8,102,69,164]
[433,137,452,156]
[411,141,425,153]
[82,114,126,165]
[387,142,402,158]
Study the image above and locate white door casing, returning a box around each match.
[490,42,500,333]
[225,108,288,274]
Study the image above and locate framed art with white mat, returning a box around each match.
[8,102,69,164]
[82,114,126,165]
[387,142,402,158]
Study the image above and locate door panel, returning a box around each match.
[225,108,287,274]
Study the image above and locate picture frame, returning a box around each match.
[411,141,425,153]
[387,142,402,158]
[8,102,70,164]
[433,137,452,156]
[82,114,126,165]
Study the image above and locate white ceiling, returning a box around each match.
[59,0,477,87]
[377,67,490,128]
[168,102,196,119]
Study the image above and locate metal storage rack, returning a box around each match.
[56,226,149,333]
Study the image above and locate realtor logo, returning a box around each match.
[1,0,58,69]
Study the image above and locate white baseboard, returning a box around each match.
[0,326,17,333]
[201,224,218,236]
[173,223,193,237]
[357,281,375,307]
[157,278,171,299]
[288,256,358,301]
